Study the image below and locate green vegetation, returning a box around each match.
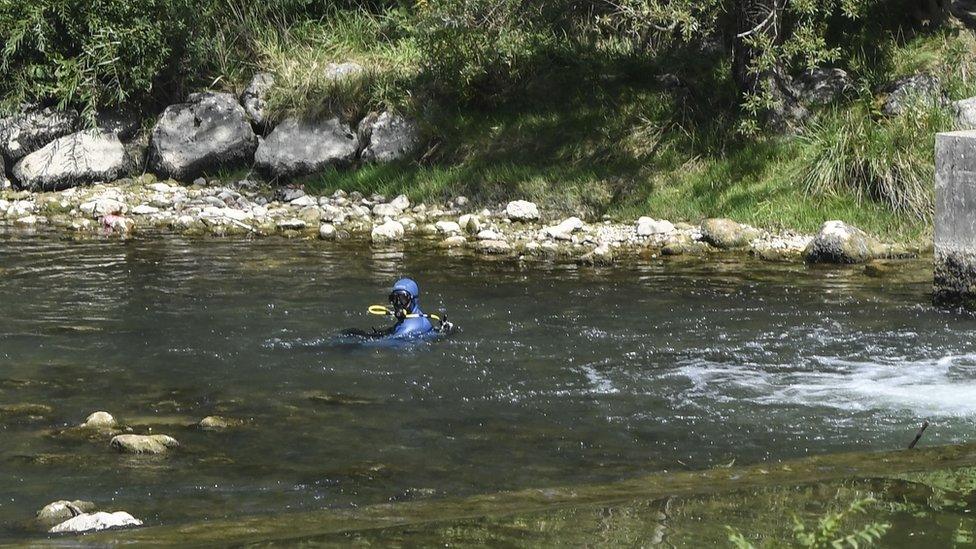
[2,0,975,242]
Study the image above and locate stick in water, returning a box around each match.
[908,421,929,449]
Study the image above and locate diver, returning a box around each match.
[344,278,453,341]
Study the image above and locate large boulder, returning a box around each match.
[241,72,275,130]
[49,511,142,533]
[358,111,421,163]
[796,68,853,106]
[0,108,79,162]
[804,220,883,264]
[13,130,129,191]
[0,155,8,189]
[505,200,540,221]
[254,117,358,180]
[96,109,140,141]
[953,96,976,129]
[882,74,947,116]
[700,218,758,249]
[149,92,257,181]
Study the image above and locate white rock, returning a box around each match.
[505,200,539,221]
[79,198,127,218]
[132,204,160,215]
[636,217,675,236]
[371,219,405,242]
[435,220,461,234]
[477,229,502,240]
[372,203,401,217]
[389,194,410,211]
[289,195,318,207]
[441,235,466,247]
[147,182,177,193]
[319,223,337,240]
[7,200,35,217]
[80,411,117,429]
[49,511,142,533]
[542,216,584,240]
[13,130,128,191]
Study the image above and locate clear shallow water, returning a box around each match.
[0,232,974,540]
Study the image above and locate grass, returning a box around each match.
[201,10,976,245]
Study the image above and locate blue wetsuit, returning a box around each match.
[389,278,434,339]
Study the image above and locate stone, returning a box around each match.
[541,216,584,240]
[796,68,853,105]
[241,72,275,129]
[636,216,675,236]
[80,411,117,430]
[459,214,482,234]
[0,108,79,162]
[935,131,976,297]
[319,223,337,240]
[276,218,307,231]
[505,200,540,221]
[198,415,243,431]
[579,242,613,265]
[475,239,512,254]
[954,97,976,130]
[103,214,134,234]
[37,500,97,526]
[372,203,402,217]
[12,130,128,191]
[254,118,358,179]
[149,92,257,180]
[49,511,142,533]
[109,434,179,454]
[0,156,8,190]
[132,204,160,215]
[80,196,127,218]
[389,194,410,211]
[358,111,421,163]
[96,109,141,141]
[440,235,466,248]
[289,195,318,207]
[477,229,502,240]
[324,61,365,82]
[804,220,880,264]
[435,220,461,234]
[700,218,758,249]
[371,219,404,242]
[882,74,947,117]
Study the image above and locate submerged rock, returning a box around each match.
[804,220,882,264]
[13,130,129,191]
[49,511,142,534]
[254,117,358,179]
[0,403,52,420]
[579,242,613,265]
[306,392,376,405]
[0,108,79,162]
[319,223,337,240]
[358,111,421,163]
[198,415,243,431]
[700,218,758,249]
[149,92,257,180]
[241,72,275,130]
[505,200,540,221]
[109,434,179,454]
[36,500,96,526]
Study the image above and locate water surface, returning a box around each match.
[1,232,973,540]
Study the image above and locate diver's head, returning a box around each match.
[389,278,420,314]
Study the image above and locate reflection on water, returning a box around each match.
[0,232,971,542]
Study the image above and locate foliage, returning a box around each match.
[727,497,890,548]
[0,0,203,122]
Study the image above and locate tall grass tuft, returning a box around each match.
[797,100,951,220]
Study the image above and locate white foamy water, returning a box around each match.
[673,354,976,418]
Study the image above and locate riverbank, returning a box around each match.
[0,177,926,267]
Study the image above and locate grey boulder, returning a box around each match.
[701,218,758,249]
[0,108,79,162]
[36,500,97,527]
[13,130,129,191]
[149,92,257,181]
[954,96,976,129]
[242,72,275,129]
[254,117,358,179]
[804,220,882,264]
[882,74,947,116]
[96,109,141,141]
[358,111,421,163]
[796,68,853,106]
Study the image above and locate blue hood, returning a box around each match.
[392,278,421,313]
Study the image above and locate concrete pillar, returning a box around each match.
[936,130,976,297]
